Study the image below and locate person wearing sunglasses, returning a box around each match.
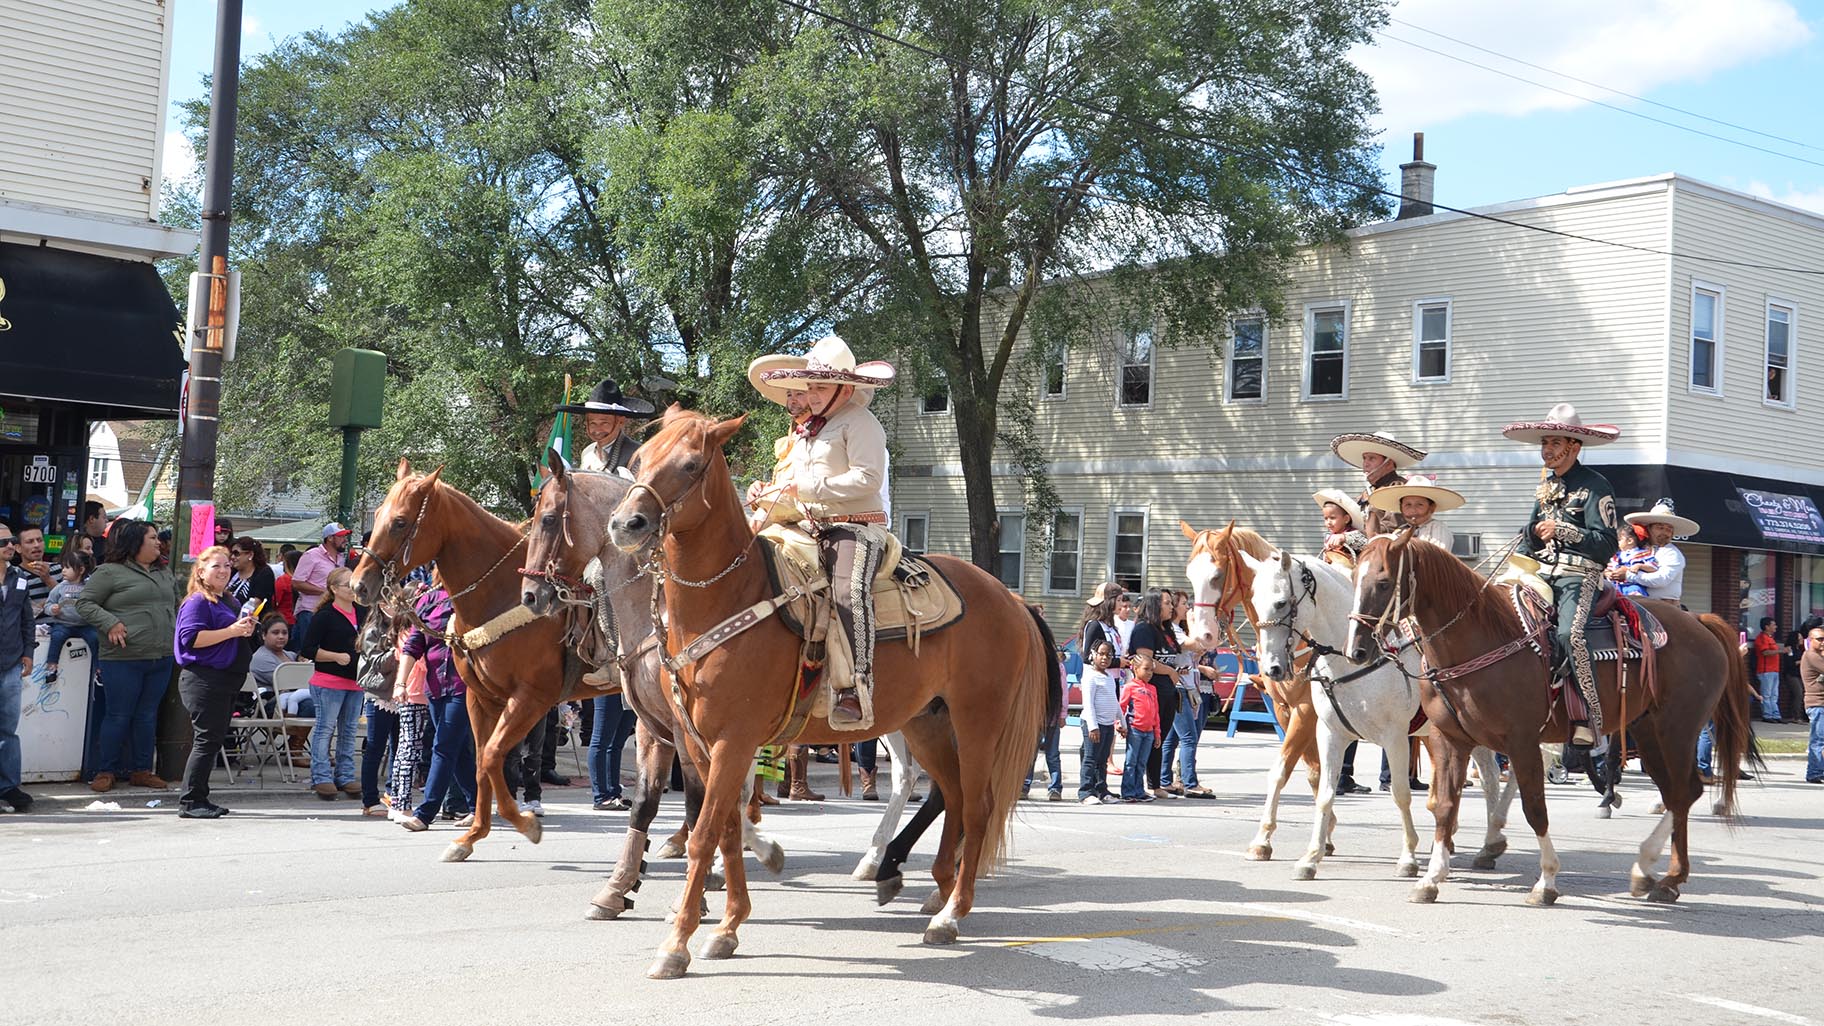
[0,529,34,812]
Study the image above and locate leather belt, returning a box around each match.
[813,512,888,525]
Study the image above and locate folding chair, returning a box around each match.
[270,661,319,783]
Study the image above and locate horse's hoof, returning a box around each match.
[656,838,687,859]
[919,890,947,916]
[1292,863,1317,882]
[522,817,544,844]
[1471,855,1497,871]
[646,951,690,980]
[1471,840,1507,870]
[1526,887,1560,907]
[753,839,786,875]
[1409,883,1439,904]
[706,870,725,892]
[923,922,959,945]
[1397,860,1420,879]
[1325,843,1336,855]
[1710,801,1727,817]
[1648,884,1680,904]
[440,843,473,863]
[852,857,882,882]
[1246,845,1272,862]
[1594,805,1611,820]
[586,898,626,921]
[875,874,905,907]
[699,934,739,960]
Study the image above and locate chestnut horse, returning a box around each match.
[1345,532,1756,905]
[529,407,1057,980]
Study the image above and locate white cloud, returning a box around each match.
[160,131,198,186]
[242,14,264,38]
[1356,0,1813,130]
[1744,180,1824,215]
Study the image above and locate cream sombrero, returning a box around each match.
[1312,489,1365,530]
[1624,498,1699,536]
[1366,474,1465,514]
[1501,402,1620,446]
[747,335,896,407]
[1330,431,1427,470]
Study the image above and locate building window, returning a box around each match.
[1690,282,1723,394]
[1042,339,1066,400]
[995,512,1025,590]
[1739,550,1776,634]
[1413,299,1451,383]
[1303,303,1349,399]
[1119,328,1153,407]
[919,378,948,415]
[88,458,111,489]
[900,513,928,556]
[1766,300,1796,407]
[1109,508,1148,593]
[1227,316,1264,403]
[1045,508,1082,595]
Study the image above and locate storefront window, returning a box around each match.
[1798,556,1824,626]
[1739,551,1777,635]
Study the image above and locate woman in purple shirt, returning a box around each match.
[396,582,477,831]
[173,545,257,819]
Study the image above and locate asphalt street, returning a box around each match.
[5,729,1820,1026]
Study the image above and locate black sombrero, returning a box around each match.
[556,379,656,418]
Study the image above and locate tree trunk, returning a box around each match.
[949,385,1000,572]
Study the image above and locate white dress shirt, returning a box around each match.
[1633,542,1686,602]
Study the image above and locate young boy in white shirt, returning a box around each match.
[1077,640,1120,805]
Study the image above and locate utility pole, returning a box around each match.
[173,0,242,562]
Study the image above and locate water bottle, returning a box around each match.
[240,598,261,621]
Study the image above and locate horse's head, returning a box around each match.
[1180,520,1230,649]
[1345,533,1411,663]
[521,450,637,616]
[609,405,747,551]
[1239,548,1301,682]
[351,458,444,606]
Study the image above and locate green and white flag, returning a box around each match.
[534,374,574,495]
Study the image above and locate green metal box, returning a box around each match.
[328,348,387,428]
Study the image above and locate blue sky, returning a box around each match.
[165,0,1824,214]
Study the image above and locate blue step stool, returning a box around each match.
[1216,650,1285,740]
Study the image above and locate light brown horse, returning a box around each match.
[1344,531,1756,905]
[531,407,1057,980]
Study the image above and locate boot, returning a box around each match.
[788,749,824,801]
[831,688,864,727]
[755,773,780,806]
[581,665,616,688]
[776,745,796,799]
[860,768,879,801]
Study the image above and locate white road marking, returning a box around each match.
[1682,994,1815,1025]
[1014,936,1205,974]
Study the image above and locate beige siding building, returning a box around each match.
[886,172,1824,639]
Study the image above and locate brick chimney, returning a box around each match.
[1397,132,1435,220]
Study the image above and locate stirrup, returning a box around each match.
[830,689,865,727]
[1570,723,1596,747]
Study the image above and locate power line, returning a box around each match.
[1389,16,1824,155]
[774,0,1824,277]
[1376,30,1824,172]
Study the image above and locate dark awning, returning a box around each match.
[1600,463,1824,556]
[0,241,185,417]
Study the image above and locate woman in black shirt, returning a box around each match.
[227,538,276,612]
[1127,589,1182,799]
[1078,581,1132,672]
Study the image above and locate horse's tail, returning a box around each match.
[978,601,1061,874]
[1698,612,1762,821]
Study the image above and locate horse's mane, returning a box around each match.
[1363,534,1517,634]
[1191,524,1273,561]
[418,476,522,542]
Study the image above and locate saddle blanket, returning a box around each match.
[1511,586,1669,662]
[757,524,966,646]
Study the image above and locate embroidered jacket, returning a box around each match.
[1517,460,1618,576]
[1358,470,1408,538]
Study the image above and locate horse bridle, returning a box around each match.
[1256,558,1330,671]
[357,481,526,641]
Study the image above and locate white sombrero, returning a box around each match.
[1312,489,1365,530]
[1502,402,1620,446]
[1624,498,1699,536]
[1330,431,1427,470]
[747,335,896,407]
[1366,474,1465,514]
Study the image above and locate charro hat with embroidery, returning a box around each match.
[1330,430,1427,470]
[555,378,656,418]
[1365,474,1465,514]
[1501,402,1620,446]
[1624,498,1699,536]
[1312,488,1365,530]
[747,335,896,407]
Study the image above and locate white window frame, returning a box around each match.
[1043,506,1085,597]
[1765,297,1798,410]
[1302,300,1351,401]
[899,512,929,555]
[1225,314,1266,405]
[995,508,1027,591]
[918,376,949,416]
[88,457,111,489]
[1411,297,1452,384]
[1688,280,1725,397]
[1041,338,1067,402]
[1116,327,1155,409]
[1106,506,1150,594]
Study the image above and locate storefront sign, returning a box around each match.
[22,455,55,484]
[1737,487,1824,545]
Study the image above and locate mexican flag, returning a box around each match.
[534,374,574,495]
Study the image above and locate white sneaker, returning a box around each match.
[524,800,545,817]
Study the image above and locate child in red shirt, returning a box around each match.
[1118,676,1160,802]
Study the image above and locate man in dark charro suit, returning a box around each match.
[1505,403,1621,749]
[1332,430,1429,538]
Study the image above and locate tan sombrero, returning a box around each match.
[1366,474,1465,514]
[1502,402,1620,446]
[1625,498,1699,536]
[747,335,896,407]
[1331,431,1427,470]
[1312,489,1365,530]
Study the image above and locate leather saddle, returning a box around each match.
[756,524,966,650]
[1511,579,1669,663]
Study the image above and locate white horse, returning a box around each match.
[851,732,927,883]
[1240,547,1518,880]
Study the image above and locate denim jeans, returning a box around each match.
[1758,671,1782,720]
[44,623,98,668]
[588,693,638,803]
[416,693,476,822]
[1121,729,1155,800]
[1077,720,1114,800]
[308,684,363,787]
[291,609,314,653]
[96,657,174,776]
[1696,720,1715,776]
[852,737,878,773]
[1160,689,1202,788]
[1806,707,1823,782]
[1025,724,1062,793]
[360,700,400,807]
[0,663,22,794]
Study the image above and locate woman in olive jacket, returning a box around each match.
[77,520,178,793]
